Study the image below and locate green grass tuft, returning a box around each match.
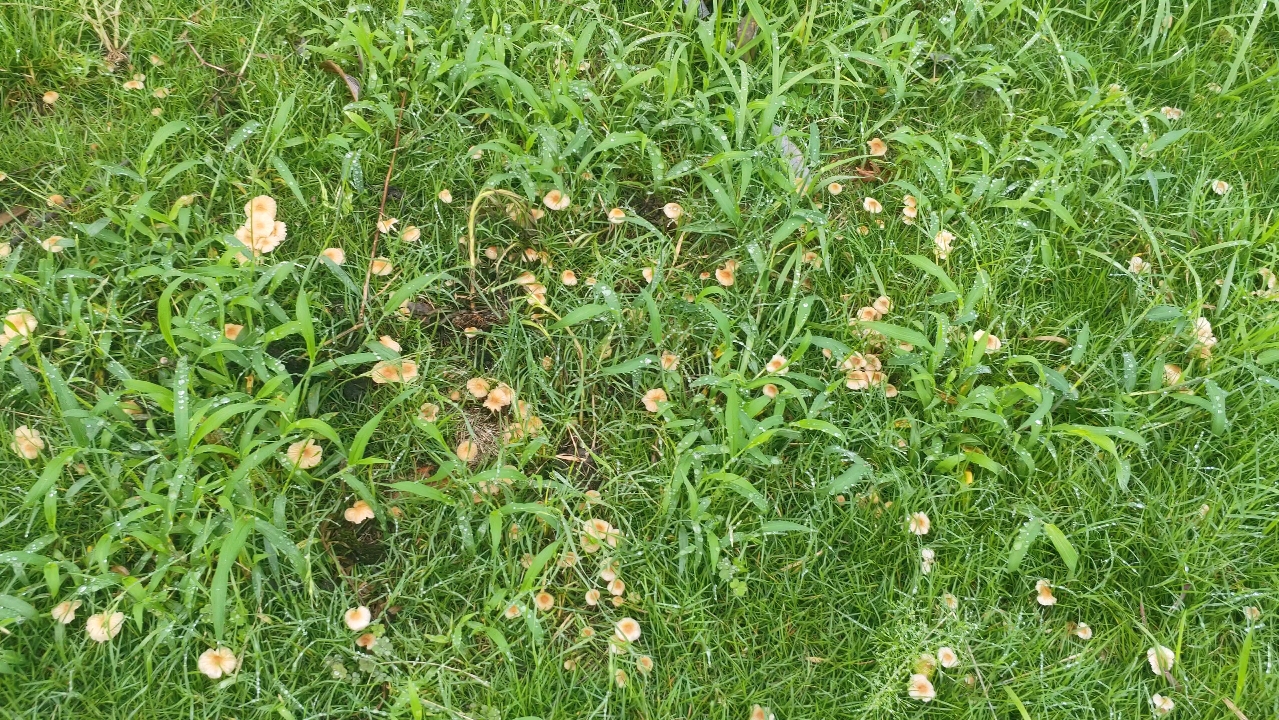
[1,1,1277,717]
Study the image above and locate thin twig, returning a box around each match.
[319,322,365,349]
[358,92,408,325]
[178,30,236,76]
[1222,697,1250,720]
[964,640,999,720]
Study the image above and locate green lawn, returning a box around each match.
[2,1,1278,717]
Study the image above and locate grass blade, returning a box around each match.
[1007,517,1043,574]
[211,517,254,640]
[1041,522,1079,578]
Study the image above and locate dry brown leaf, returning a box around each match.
[0,206,29,228]
[322,60,360,102]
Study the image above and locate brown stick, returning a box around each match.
[965,639,999,720]
[319,322,365,349]
[177,30,236,76]
[358,92,408,324]
[1222,697,1250,720]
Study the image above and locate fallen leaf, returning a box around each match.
[322,60,360,101]
[0,206,30,228]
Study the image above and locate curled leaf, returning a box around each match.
[321,60,360,101]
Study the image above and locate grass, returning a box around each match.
[1,0,1278,717]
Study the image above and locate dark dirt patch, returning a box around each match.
[341,375,373,402]
[324,513,386,567]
